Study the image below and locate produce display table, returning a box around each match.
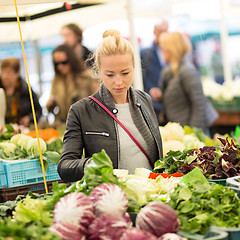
[214,111,240,126]
[0,180,58,202]
[209,97,240,126]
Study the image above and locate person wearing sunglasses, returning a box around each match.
[46,44,99,124]
[57,30,163,182]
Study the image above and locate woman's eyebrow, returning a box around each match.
[121,68,130,72]
[104,68,130,73]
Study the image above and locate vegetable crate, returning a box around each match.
[208,179,226,186]
[209,97,240,111]
[210,226,240,240]
[0,180,63,202]
[178,228,229,240]
[0,161,7,188]
[226,176,240,189]
[0,158,60,188]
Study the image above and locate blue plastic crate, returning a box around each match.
[2,158,60,188]
[0,161,7,188]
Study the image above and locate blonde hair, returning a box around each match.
[159,32,192,75]
[95,29,135,69]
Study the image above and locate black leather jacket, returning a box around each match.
[58,89,163,182]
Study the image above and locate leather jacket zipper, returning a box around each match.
[85,131,110,137]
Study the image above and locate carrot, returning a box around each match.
[25,128,59,141]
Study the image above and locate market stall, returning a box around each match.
[0,1,240,239]
[0,123,240,239]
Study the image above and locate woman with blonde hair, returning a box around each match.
[58,30,163,182]
[150,32,218,132]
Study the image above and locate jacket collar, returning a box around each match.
[98,83,139,108]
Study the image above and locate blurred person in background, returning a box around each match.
[140,20,169,124]
[46,44,99,125]
[0,58,42,127]
[210,40,224,85]
[61,23,93,68]
[150,32,218,133]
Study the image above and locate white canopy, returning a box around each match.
[1,0,240,86]
[0,0,240,43]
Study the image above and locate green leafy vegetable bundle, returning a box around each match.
[154,150,191,175]
[168,180,240,235]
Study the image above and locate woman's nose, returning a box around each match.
[57,64,64,71]
[114,75,122,85]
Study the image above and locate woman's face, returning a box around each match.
[162,47,171,63]
[62,27,78,47]
[99,54,134,104]
[0,67,19,89]
[53,51,71,76]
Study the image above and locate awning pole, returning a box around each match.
[219,0,232,83]
[126,0,143,90]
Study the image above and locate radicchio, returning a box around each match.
[159,233,186,240]
[123,212,133,228]
[136,201,180,238]
[120,227,158,240]
[88,213,129,240]
[53,192,95,229]
[89,183,128,216]
[49,222,86,240]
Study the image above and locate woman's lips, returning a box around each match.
[114,88,124,92]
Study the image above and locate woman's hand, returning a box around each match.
[46,95,56,112]
[149,87,162,101]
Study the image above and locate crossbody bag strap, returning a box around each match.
[89,96,153,168]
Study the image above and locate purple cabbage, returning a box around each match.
[49,222,86,240]
[88,213,129,240]
[89,183,128,217]
[159,233,185,240]
[53,192,95,229]
[123,212,133,228]
[136,201,180,238]
[120,227,158,240]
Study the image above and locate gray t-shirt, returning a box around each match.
[115,103,151,174]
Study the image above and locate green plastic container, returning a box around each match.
[209,97,240,111]
[208,179,226,186]
[178,228,228,240]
